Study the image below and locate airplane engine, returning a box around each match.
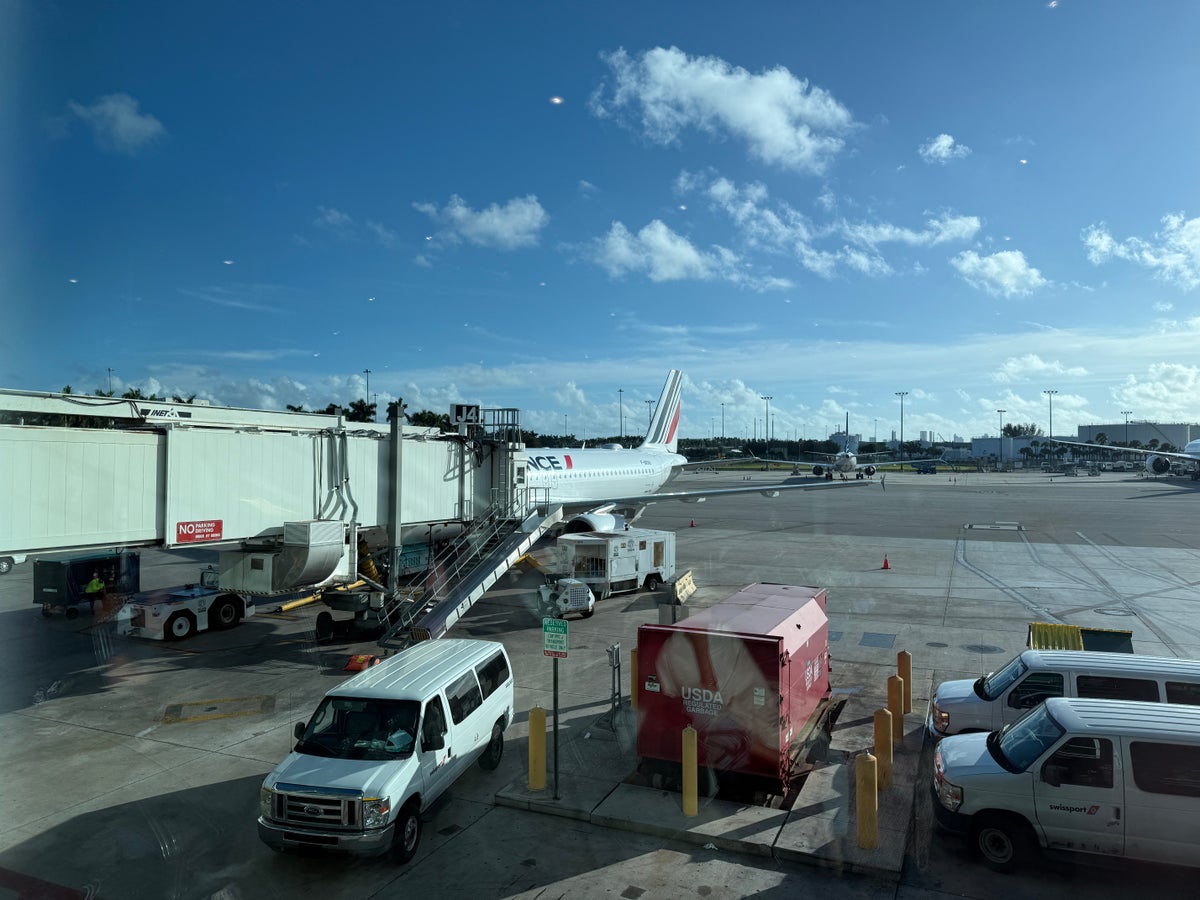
[1145,455,1171,475]
[811,465,825,478]
[862,465,876,477]
[563,512,627,534]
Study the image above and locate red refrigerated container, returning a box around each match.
[636,583,831,795]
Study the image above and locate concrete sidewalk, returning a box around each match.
[496,662,931,879]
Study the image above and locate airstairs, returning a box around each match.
[377,499,563,649]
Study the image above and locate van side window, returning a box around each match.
[1043,737,1114,789]
[476,652,511,702]
[446,670,484,725]
[1076,675,1160,702]
[422,696,447,747]
[1008,672,1064,709]
[1165,682,1200,706]
[1130,742,1200,797]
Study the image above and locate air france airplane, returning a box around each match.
[524,370,865,533]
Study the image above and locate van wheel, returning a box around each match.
[972,813,1035,872]
[479,723,504,770]
[390,801,421,864]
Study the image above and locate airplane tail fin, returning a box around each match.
[639,370,682,453]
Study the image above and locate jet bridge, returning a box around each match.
[0,390,540,640]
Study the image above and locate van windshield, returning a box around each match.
[991,703,1066,773]
[295,697,421,761]
[978,655,1028,700]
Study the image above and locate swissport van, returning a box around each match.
[258,639,514,862]
[927,649,1200,738]
[932,697,1200,871]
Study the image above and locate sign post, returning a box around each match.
[543,618,568,799]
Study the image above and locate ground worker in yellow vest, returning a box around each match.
[84,571,105,614]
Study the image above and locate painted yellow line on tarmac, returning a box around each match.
[162,694,275,725]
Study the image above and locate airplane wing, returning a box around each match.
[1052,439,1198,464]
[602,478,873,506]
[557,476,872,532]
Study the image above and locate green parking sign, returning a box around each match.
[543,617,568,658]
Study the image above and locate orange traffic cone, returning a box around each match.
[882,556,890,570]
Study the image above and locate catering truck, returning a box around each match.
[636,583,832,799]
[555,527,676,599]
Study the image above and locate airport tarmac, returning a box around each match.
[2,470,1199,899]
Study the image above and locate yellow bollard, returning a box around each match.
[682,725,698,817]
[897,650,913,714]
[630,647,638,711]
[873,708,893,790]
[855,752,878,849]
[528,706,546,791]
[888,675,904,744]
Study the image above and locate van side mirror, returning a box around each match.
[294,722,306,740]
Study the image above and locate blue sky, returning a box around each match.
[6,1,1200,443]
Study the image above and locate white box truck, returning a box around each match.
[556,527,676,599]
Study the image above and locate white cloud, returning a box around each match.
[315,206,355,231]
[992,353,1088,384]
[591,46,855,174]
[918,133,971,165]
[1082,214,1200,290]
[413,194,548,250]
[366,220,399,247]
[842,213,981,248]
[951,249,1048,297]
[1114,363,1200,420]
[678,170,978,280]
[67,93,165,154]
[590,219,790,291]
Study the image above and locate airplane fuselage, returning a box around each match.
[833,451,857,474]
[524,446,688,505]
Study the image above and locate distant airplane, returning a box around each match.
[523,370,867,532]
[1052,438,1200,480]
[794,413,942,480]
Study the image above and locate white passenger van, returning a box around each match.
[258,639,514,862]
[927,649,1200,737]
[932,697,1200,871]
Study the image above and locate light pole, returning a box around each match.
[761,396,772,448]
[618,388,623,439]
[1121,410,1132,446]
[1044,388,1058,442]
[895,391,909,465]
[997,409,1006,469]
